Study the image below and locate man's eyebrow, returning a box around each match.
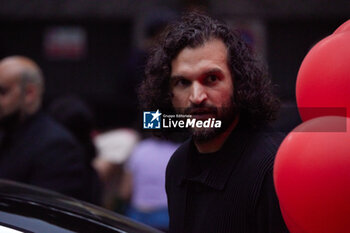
[170,68,224,80]
[204,68,224,75]
[170,75,185,80]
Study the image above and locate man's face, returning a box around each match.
[0,67,23,120]
[170,38,236,140]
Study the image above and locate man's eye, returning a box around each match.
[0,87,8,95]
[206,75,218,84]
[175,79,190,87]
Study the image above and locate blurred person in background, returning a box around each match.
[48,95,102,205]
[121,135,180,232]
[93,129,139,211]
[0,56,97,203]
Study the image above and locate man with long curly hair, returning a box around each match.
[138,12,288,233]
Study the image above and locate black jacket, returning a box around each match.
[166,126,289,233]
[0,112,100,203]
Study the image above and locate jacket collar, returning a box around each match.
[179,126,251,191]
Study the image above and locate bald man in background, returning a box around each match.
[0,56,99,203]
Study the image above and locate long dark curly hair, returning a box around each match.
[138,11,279,129]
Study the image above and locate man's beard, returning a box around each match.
[181,97,237,142]
[0,109,22,131]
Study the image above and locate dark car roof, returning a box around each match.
[0,179,162,233]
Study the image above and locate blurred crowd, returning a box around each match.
[0,11,182,232]
[0,54,179,232]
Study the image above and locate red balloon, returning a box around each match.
[296,30,350,122]
[274,116,350,233]
[333,19,350,34]
[280,207,308,233]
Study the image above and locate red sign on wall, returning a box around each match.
[43,26,87,60]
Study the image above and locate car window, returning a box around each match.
[0,198,125,233]
[0,211,73,233]
[0,225,25,233]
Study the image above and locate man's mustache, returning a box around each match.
[183,104,218,115]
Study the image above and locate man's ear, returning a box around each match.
[23,83,38,108]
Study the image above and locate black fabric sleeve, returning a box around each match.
[30,138,90,201]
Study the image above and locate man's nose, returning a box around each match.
[189,82,207,105]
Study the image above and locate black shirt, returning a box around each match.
[165,126,289,233]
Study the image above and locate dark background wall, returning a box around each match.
[267,18,347,100]
[0,19,133,128]
[0,0,348,131]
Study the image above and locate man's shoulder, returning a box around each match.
[252,130,285,154]
[29,113,76,142]
[19,112,80,154]
[28,113,85,162]
[240,128,286,170]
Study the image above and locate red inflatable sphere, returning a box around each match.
[274,116,350,233]
[296,30,350,121]
[333,19,350,34]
